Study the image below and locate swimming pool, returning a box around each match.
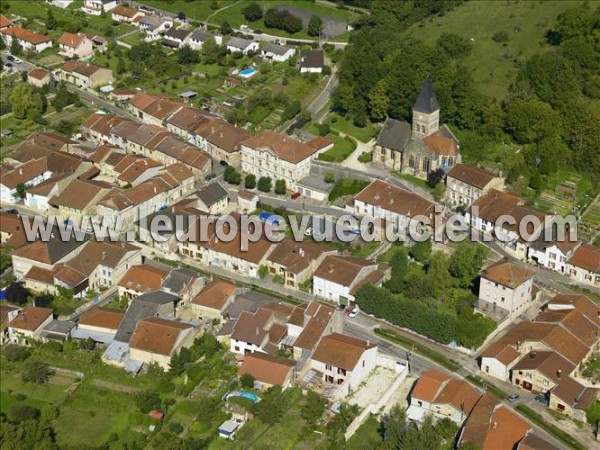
[239,67,258,78]
[223,391,261,404]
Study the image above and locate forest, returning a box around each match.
[333,1,600,191]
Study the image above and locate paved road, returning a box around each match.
[307,67,338,116]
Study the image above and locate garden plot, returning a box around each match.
[343,366,399,410]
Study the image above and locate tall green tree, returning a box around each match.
[385,247,408,293]
[307,15,323,37]
[9,83,45,119]
[242,2,263,22]
[449,241,489,288]
[274,179,286,195]
[46,9,57,30]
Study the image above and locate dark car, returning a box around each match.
[5,62,13,69]
[6,54,15,62]
[534,395,548,405]
[291,192,301,200]
[6,209,18,215]
[204,172,217,181]
[219,160,229,167]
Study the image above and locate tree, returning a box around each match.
[324,171,336,184]
[307,15,323,37]
[258,176,272,192]
[10,37,22,55]
[9,406,40,422]
[116,56,127,74]
[3,344,28,362]
[385,247,408,293]
[242,2,263,22]
[432,183,445,202]
[244,174,256,189]
[220,20,232,35]
[202,37,225,64]
[449,241,489,287]
[427,252,452,297]
[274,179,286,195]
[135,391,162,413]
[52,120,78,137]
[258,265,268,279]
[177,45,200,65]
[280,100,301,122]
[169,347,191,376]
[224,166,241,185]
[301,391,326,425]
[5,282,29,305]
[51,84,79,112]
[1,419,59,450]
[427,168,445,188]
[9,83,45,119]
[46,9,57,30]
[15,183,27,200]
[505,98,562,144]
[22,361,52,384]
[410,238,432,263]
[240,373,255,389]
[368,79,391,121]
[0,246,11,273]
[437,32,472,57]
[0,35,5,50]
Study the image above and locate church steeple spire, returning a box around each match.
[412,78,440,137]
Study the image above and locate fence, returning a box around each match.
[344,364,408,440]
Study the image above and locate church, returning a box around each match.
[374,78,460,179]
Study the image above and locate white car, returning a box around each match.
[348,307,360,318]
[12,56,22,64]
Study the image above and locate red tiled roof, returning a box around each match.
[58,32,85,48]
[238,352,295,387]
[9,307,53,331]
[311,333,376,371]
[1,26,51,45]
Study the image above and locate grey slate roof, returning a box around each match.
[42,226,91,264]
[413,78,440,114]
[262,43,293,56]
[298,175,333,193]
[190,29,215,43]
[226,37,253,50]
[376,117,411,151]
[299,50,324,69]
[136,291,181,304]
[43,320,75,334]
[164,28,190,41]
[197,182,228,207]
[162,268,198,294]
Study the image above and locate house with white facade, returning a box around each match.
[27,68,52,88]
[82,0,117,15]
[476,260,535,318]
[179,214,275,278]
[527,229,581,274]
[352,179,439,238]
[226,37,259,54]
[0,27,53,53]
[55,60,114,88]
[312,255,389,306]
[298,50,324,73]
[566,244,600,288]
[188,29,222,50]
[8,307,54,345]
[111,4,145,23]
[241,131,321,191]
[162,27,191,49]
[58,32,94,59]
[129,317,197,370]
[46,0,75,8]
[196,182,229,214]
[230,308,274,355]
[261,43,295,62]
[309,333,377,396]
[407,368,481,424]
[140,16,173,42]
[0,158,53,204]
[446,163,504,207]
[466,189,550,258]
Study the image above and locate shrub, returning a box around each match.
[169,422,184,434]
[317,123,330,136]
[9,406,40,422]
[21,360,52,384]
[324,171,336,183]
[274,179,286,195]
[258,176,272,192]
[244,174,256,189]
[358,151,373,163]
[492,30,510,43]
[240,373,255,389]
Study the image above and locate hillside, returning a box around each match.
[403,0,584,99]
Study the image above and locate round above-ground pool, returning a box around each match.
[223,391,260,403]
[239,68,258,78]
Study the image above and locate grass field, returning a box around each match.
[403,1,584,98]
[325,113,378,143]
[139,0,361,41]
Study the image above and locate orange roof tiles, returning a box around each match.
[129,317,192,356]
[447,163,497,190]
[1,26,51,45]
[58,32,85,48]
[482,260,534,289]
[568,244,600,274]
[192,279,236,311]
[238,352,295,387]
[118,264,168,293]
[242,130,317,164]
[312,333,376,371]
[9,307,53,331]
[78,306,125,330]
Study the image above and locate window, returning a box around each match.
[325,364,332,371]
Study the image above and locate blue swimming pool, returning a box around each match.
[240,68,258,78]
[223,391,261,404]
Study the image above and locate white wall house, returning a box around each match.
[0,161,53,204]
[140,16,173,42]
[310,333,378,397]
[82,0,117,15]
[0,27,53,53]
[261,43,296,62]
[240,131,317,191]
[226,37,259,54]
[477,260,535,317]
[188,29,222,50]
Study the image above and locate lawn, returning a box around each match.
[318,133,356,163]
[326,113,378,143]
[53,382,143,448]
[402,0,585,99]
[139,0,238,23]
[346,415,382,450]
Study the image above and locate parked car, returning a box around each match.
[348,306,360,318]
[12,56,22,64]
[6,54,15,62]
[5,209,18,215]
[219,160,228,167]
[291,192,301,200]
[534,395,548,405]
[204,172,217,181]
[507,394,520,403]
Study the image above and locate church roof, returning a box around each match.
[413,78,440,114]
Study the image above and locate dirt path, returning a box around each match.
[92,379,143,394]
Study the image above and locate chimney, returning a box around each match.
[19,168,23,175]
[299,248,305,257]
[557,369,562,379]
[102,251,106,260]
[328,264,334,273]
[492,422,497,429]
[530,351,536,359]
[255,327,259,335]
